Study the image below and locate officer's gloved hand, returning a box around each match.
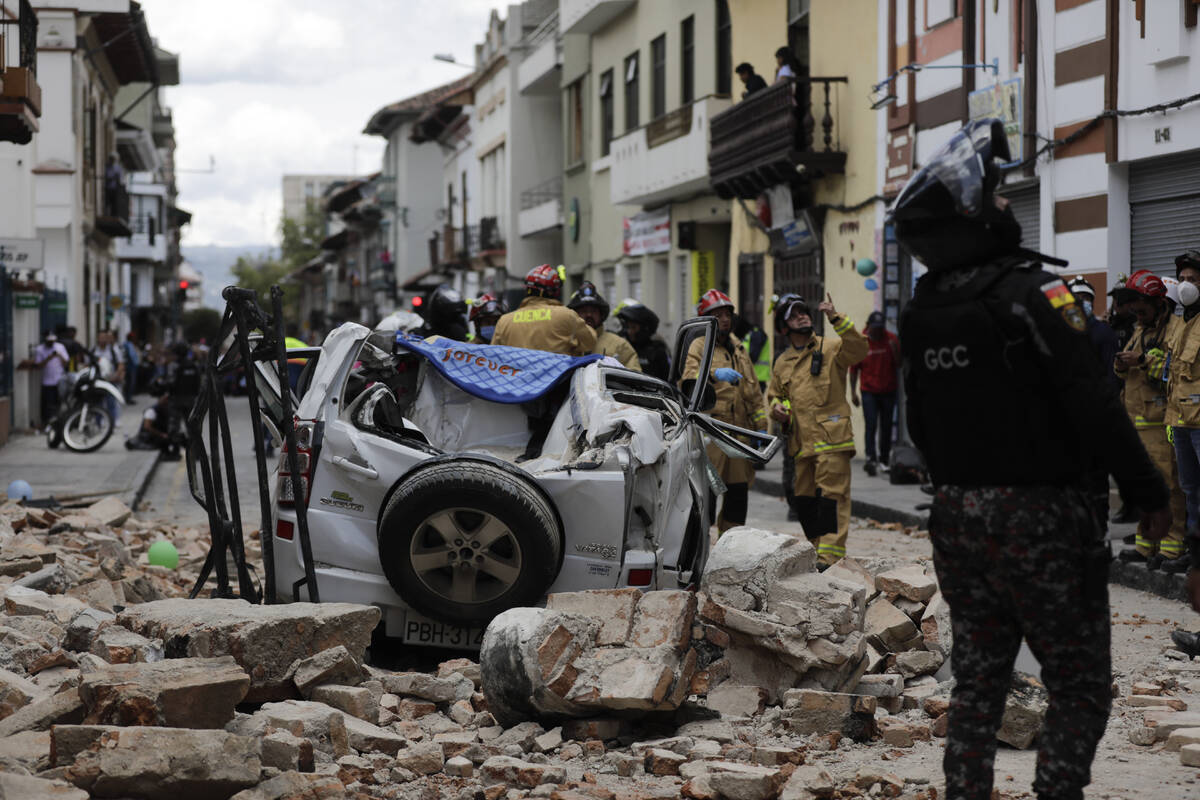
[714,367,742,384]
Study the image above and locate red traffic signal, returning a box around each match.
[179,280,189,289]
[411,296,423,308]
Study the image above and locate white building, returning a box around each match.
[282,174,355,227]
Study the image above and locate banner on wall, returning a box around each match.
[623,207,671,256]
[691,251,715,306]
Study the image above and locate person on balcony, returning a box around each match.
[774,47,801,82]
[104,155,123,214]
[735,63,767,98]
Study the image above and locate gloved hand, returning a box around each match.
[714,367,742,384]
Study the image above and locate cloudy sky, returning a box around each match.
[139,0,506,247]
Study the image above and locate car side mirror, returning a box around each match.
[671,316,717,413]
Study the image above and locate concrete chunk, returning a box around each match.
[289,645,361,697]
[546,588,641,646]
[0,688,84,737]
[79,656,249,728]
[0,772,88,799]
[876,565,937,602]
[0,666,42,720]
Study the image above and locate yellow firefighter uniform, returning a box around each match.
[492,295,597,356]
[594,330,642,371]
[767,313,868,564]
[1167,311,1200,560]
[683,334,766,528]
[1117,313,1187,559]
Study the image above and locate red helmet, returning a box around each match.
[469,293,506,322]
[697,289,734,316]
[1123,269,1166,299]
[525,264,562,298]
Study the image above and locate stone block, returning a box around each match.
[63,608,116,653]
[290,645,362,697]
[643,748,687,776]
[878,716,918,747]
[0,688,84,737]
[228,699,350,757]
[782,689,877,742]
[0,666,42,720]
[566,646,679,711]
[545,588,641,646]
[381,671,471,703]
[855,674,904,697]
[561,718,623,741]
[894,649,944,678]
[706,683,768,717]
[85,497,132,527]
[3,586,88,624]
[66,580,123,613]
[1181,743,1200,767]
[394,741,444,775]
[1127,695,1187,711]
[700,528,817,612]
[341,711,409,754]
[920,593,952,658]
[64,726,259,799]
[630,590,696,649]
[864,597,918,653]
[876,565,937,602]
[0,772,88,799]
[51,724,119,767]
[1144,711,1200,741]
[114,599,380,703]
[479,755,566,788]
[309,685,375,722]
[88,627,163,665]
[1164,726,1200,752]
[823,558,877,600]
[780,765,835,800]
[78,656,249,728]
[766,572,866,638]
[706,762,784,800]
[15,563,70,594]
[533,726,563,752]
[261,730,314,772]
[445,754,474,777]
[227,771,345,800]
[997,673,1048,749]
[397,698,438,720]
[438,657,482,688]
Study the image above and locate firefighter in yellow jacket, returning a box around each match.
[567,281,641,371]
[1112,269,1188,568]
[492,264,597,356]
[768,293,868,565]
[683,289,766,533]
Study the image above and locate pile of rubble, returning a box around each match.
[1124,676,1200,767]
[0,510,1055,800]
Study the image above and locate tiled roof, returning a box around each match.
[364,74,477,136]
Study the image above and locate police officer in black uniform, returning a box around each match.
[895,119,1170,800]
[616,302,670,380]
[418,285,470,342]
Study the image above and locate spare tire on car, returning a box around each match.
[378,459,562,627]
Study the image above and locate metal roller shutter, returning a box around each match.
[998,181,1040,249]
[1130,151,1200,278]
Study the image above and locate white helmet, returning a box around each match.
[1162,275,1181,307]
[1066,277,1095,301]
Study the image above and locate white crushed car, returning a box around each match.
[252,317,779,649]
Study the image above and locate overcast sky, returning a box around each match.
[139,0,506,247]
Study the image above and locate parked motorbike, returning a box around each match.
[46,364,124,452]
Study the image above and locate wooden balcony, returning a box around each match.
[708,77,848,200]
[0,67,41,144]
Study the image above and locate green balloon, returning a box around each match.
[856,258,878,277]
[147,540,179,570]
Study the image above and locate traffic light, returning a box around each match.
[176,279,188,306]
[410,295,423,309]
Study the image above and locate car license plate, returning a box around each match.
[400,611,484,650]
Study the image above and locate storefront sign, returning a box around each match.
[967,78,1023,166]
[691,251,715,306]
[14,294,41,309]
[0,238,44,271]
[623,207,671,256]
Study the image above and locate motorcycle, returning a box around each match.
[47,363,124,452]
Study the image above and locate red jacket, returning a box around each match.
[851,330,900,393]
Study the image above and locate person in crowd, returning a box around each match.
[767,295,799,522]
[774,46,800,81]
[1068,277,1121,397]
[492,265,596,356]
[122,332,140,404]
[895,118,1169,800]
[418,285,470,342]
[616,301,670,380]
[568,281,640,371]
[1110,270,1188,569]
[1167,249,1200,657]
[124,391,182,460]
[92,328,124,423]
[493,265,597,459]
[768,293,867,565]
[683,289,766,535]
[58,326,85,371]
[468,292,506,344]
[735,62,768,98]
[734,314,771,391]
[849,311,900,477]
[28,330,68,428]
[165,342,201,424]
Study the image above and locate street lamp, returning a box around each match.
[433,53,474,70]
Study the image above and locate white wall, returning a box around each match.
[391,120,446,287]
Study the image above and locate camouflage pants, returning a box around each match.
[929,485,1111,800]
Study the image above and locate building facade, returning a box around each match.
[282,174,355,227]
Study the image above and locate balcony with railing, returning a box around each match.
[115,213,167,262]
[708,76,848,200]
[518,10,560,95]
[152,108,174,147]
[95,184,132,238]
[0,0,42,145]
[518,176,563,238]
[610,94,731,208]
[560,0,635,35]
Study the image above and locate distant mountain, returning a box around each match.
[182,244,277,309]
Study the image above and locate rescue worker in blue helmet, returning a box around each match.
[895,118,1171,800]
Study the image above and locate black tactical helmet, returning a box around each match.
[567,281,610,318]
[889,118,1021,272]
[429,284,467,323]
[773,293,807,334]
[616,302,659,344]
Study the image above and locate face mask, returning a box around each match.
[1181,281,1200,307]
[1081,300,1093,318]
[480,325,495,341]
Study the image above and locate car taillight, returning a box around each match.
[627,568,653,587]
[276,520,294,540]
[278,418,315,508]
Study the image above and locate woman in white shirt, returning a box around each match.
[775,46,800,82]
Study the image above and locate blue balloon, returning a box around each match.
[7,480,32,501]
[864,278,879,291]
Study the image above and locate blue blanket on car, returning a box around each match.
[395,332,603,404]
